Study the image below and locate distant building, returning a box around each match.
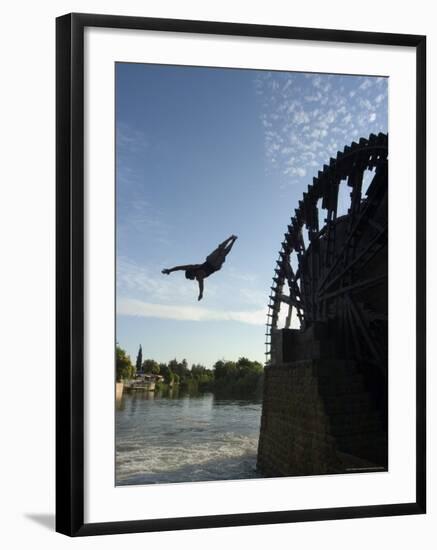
[126,372,164,392]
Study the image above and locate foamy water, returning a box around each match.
[116,392,262,485]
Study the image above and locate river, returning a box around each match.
[116,390,262,486]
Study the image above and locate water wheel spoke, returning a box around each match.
[318,225,387,296]
[317,273,387,302]
[316,168,385,293]
[266,133,388,363]
[348,297,382,362]
[346,299,362,360]
[279,294,303,309]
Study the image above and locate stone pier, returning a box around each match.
[257,326,387,477]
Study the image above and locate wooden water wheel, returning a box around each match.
[266,133,388,372]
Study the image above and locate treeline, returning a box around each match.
[211,358,264,396]
[116,345,264,397]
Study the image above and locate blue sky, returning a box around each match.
[116,63,387,368]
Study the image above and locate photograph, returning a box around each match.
[0,1,431,545]
[114,62,389,486]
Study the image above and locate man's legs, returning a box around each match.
[218,235,237,250]
[206,235,237,268]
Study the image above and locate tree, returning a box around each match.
[236,357,263,378]
[191,364,207,377]
[168,359,178,371]
[191,364,214,384]
[213,359,237,380]
[142,359,160,375]
[159,363,174,385]
[212,357,263,396]
[168,358,190,382]
[135,344,143,374]
[116,345,134,382]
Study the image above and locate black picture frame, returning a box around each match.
[56,12,426,537]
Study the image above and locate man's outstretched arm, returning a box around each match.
[162,264,198,275]
[197,276,204,301]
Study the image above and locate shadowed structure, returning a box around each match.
[257,133,388,476]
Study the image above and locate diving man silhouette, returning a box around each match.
[161,235,238,301]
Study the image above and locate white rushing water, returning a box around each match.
[116,392,262,485]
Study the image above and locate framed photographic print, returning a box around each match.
[56,12,426,536]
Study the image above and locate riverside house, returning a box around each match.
[126,373,164,392]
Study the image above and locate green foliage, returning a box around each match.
[212,357,264,396]
[236,356,263,377]
[159,363,174,385]
[142,359,160,374]
[168,358,191,384]
[116,345,135,382]
[155,380,167,392]
[116,346,263,396]
[191,364,214,385]
[213,359,237,380]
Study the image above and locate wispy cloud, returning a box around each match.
[117,257,196,302]
[116,121,173,246]
[117,231,268,327]
[117,195,171,245]
[117,298,266,326]
[254,72,388,188]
